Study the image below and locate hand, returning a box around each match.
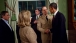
[34,20,37,24]
[44,29,50,34]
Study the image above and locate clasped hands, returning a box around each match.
[34,20,37,24]
[44,29,50,34]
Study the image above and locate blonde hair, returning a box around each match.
[18,10,31,28]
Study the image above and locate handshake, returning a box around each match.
[44,29,50,34]
[34,20,37,24]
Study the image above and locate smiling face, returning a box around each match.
[42,6,48,15]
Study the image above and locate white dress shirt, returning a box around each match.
[54,10,58,16]
[36,14,40,19]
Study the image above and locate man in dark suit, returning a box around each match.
[31,9,42,43]
[49,3,68,43]
[0,11,15,43]
[16,24,21,43]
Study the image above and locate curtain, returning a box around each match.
[5,0,18,43]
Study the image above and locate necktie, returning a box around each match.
[46,16,48,21]
[36,16,38,20]
[53,15,54,18]
[52,15,54,21]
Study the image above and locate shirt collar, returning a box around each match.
[54,10,58,16]
[2,18,8,23]
[37,14,40,17]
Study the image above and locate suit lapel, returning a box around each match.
[1,19,13,31]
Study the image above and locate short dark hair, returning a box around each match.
[1,11,8,18]
[34,8,40,13]
[49,2,57,9]
[35,8,40,11]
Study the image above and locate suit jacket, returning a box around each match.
[51,11,68,43]
[0,19,15,43]
[31,15,39,33]
[31,14,42,43]
[16,25,21,43]
[19,26,37,43]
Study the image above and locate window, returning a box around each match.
[18,0,45,16]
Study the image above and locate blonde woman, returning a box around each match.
[18,10,37,43]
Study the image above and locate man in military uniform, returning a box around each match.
[37,6,53,43]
